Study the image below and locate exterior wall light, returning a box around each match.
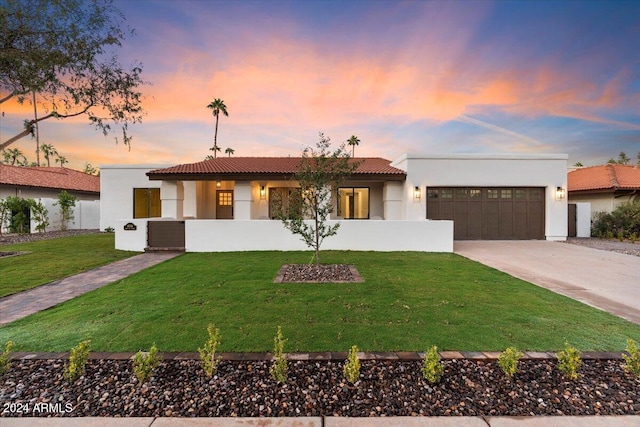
[414,186,421,201]
[216,181,221,189]
[260,185,266,200]
[555,186,566,200]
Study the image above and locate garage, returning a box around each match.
[426,187,545,240]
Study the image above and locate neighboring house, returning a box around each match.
[568,164,640,215]
[0,164,100,231]
[103,153,568,252]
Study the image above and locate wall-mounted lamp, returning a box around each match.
[555,186,566,200]
[216,181,221,189]
[414,186,421,201]
[260,185,266,200]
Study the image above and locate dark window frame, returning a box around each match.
[133,188,161,219]
[337,187,370,220]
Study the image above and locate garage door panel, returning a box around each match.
[427,187,545,240]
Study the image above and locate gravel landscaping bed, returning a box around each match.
[1,358,638,417]
[275,264,363,283]
[0,230,100,246]
[564,238,640,257]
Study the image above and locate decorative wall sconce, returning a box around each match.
[414,186,421,201]
[216,181,221,189]
[260,185,266,200]
[555,186,566,200]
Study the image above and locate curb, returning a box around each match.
[9,350,626,361]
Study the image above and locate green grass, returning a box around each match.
[1,251,639,352]
[0,233,136,297]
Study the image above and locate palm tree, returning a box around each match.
[347,135,360,157]
[2,148,27,165]
[206,98,229,159]
[56,155,68,167]
[40,143,58,167]
[225,147,235,157]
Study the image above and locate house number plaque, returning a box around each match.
[123,222,137,231]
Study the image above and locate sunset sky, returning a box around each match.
[1,0,639,170]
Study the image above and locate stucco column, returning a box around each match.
[383,181,403,220]
[234,181,252,220]
[161,180,184,219]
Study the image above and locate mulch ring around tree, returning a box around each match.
[274,264,364,283]
[1,358,638,417]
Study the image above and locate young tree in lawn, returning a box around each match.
[206,98,228,159]
[276,133,359,265]
[0,0,145,150]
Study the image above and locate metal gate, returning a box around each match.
[147,220,185,250]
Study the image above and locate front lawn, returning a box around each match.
[1,251,639,352]
[0,233,136,297]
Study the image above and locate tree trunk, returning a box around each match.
[214,114,219,159]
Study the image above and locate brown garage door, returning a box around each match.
[426,187,545,240]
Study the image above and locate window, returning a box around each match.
[455,189,469,198]
[487,189,499,199]
[269,187,301,219]
[338,187,369,219]
[501,189,512,199]
[470,189,482,199]
[133,188,161,218]
[427,189,439,199]
[441,189,453,199]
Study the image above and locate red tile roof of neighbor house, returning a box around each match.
[568,164,640,192]
[148,157,406,179]
[0,164,100,194]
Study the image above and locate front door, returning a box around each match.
[216,190,234,219]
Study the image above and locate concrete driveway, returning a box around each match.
[454,241,640,325]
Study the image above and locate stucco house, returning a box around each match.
[0,164,100,232]
[568,164,640,215]
[102,153,568,252]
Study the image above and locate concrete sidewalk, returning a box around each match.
[0,252,181,325]
[3,416,640,426]
[455,241,640,325]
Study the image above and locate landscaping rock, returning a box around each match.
[1,359,638,417]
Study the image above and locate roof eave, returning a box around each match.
[147,172,406,182]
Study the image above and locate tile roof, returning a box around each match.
[568,164,640,192]
[148,157,406,178]
[0,165,100,194]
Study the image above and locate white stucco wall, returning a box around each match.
[392,154,569,240]
[575,202,591,238]
[569,192,638,217]
[100,165,169,231]
[185,219,453,252]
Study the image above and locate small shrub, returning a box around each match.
[591,201,640,240]
[622,339,640,377]
[343,345,361,384]
[104,226,115,233]
[269,326,287,383]
[64,339,91,382]
[133,344,161,383]
[498,347,524,379]
[198,324,222,378]
[0,341,14,377]
[55,190,77,231]
[31,201,49,233]
[422,345,444,384]
[556,341,582,380]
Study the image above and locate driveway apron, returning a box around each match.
[454,241,640,325]
[0,252,181,325]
